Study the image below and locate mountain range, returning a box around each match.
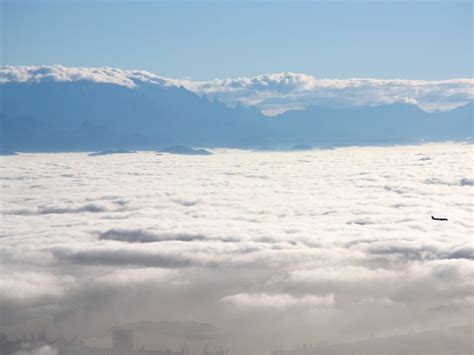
[0,72,472,151]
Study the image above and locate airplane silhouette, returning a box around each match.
[431,215,448,221]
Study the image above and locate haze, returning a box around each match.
[1,144,473,354]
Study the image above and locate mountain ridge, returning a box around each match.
[0,77,472,151]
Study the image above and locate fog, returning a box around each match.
[1,144,472,355]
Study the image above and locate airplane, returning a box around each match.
[431,215,448,221]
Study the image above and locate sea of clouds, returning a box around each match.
[1,65,473,115]
[0,144,473,354]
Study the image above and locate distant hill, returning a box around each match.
[159,145,213,155]
[0,78,472,151]
[88,149,136,156]
[289,144,314,151]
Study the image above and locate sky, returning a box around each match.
[1,0,473,81]
[0,2,473,353]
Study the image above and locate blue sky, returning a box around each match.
[1,0,472,80]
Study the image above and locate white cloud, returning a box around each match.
[187,74,474,114]
[0,144,472,349]
[220,292,334,309]
[0,271,76,303]
[289,266,398,284]
[95,268,181,286]
[1,65,473,115]
[0,65,169,88]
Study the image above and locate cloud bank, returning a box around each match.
[0,144,472,353]
[1,65,473,115]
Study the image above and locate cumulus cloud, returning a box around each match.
[1,65,473,114]
[188,73,474,114]
[0,65,169,89]
[0,144,472,352]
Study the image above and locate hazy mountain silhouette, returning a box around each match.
[160,145,213,155]
[0,80,472,151]
[271,102,473,146]
[88,149,136,156]
[289,144,314,151]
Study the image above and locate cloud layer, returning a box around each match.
[0,144,473,353]
[1,65,473,115]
